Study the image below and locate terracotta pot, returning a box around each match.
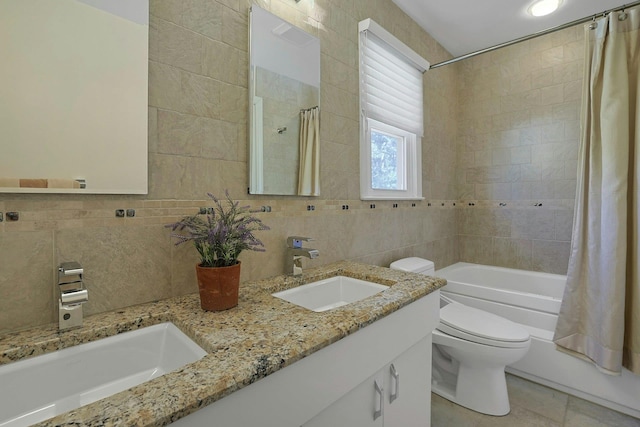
[195,261,241,311]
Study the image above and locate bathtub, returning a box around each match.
[436,262,640,419]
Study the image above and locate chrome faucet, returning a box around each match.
[286,236,319,276]
[58,261,88,331]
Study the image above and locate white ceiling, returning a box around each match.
[391,0,631,57]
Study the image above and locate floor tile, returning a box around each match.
[564,396,640,427]
[506,374,568,423]
[431,393,483,427]
[430,374,640,427]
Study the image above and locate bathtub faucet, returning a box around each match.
[285,236,319,276]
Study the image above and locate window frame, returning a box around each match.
[362,118,421,199]
[358,19,428,201]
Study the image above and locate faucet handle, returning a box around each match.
[59,261,83,277]
[287,236,314,248]
[58,261,84,290]
[60,289,89,305]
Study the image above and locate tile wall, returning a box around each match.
[455,25,584,274]
[0,0,459,334]
[0,1,588,334]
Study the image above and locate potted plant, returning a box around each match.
[167,191,270,311]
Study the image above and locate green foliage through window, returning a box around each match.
[371,129,400,190]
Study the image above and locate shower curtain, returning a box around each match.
[297,107,320,196]
[553,9,640,375]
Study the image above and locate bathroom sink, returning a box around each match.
[272,276,389,312]
[0,322,207,427]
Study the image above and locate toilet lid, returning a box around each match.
[438,302,530,347]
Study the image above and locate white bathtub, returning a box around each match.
[436,262,640,419]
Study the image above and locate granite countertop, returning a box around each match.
[0,261,445,427]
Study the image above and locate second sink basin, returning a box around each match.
[272,275,389,312]
[0,322,207,427]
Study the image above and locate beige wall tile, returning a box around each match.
[554,179,577,199]
[149,61,186,112]
[554,209,574,241]
[0,231,54,333]
[321,83,358,121]
[322,54,358,94]
[493,237,533,270]
[512,209,556,240]
[182,72,222,119]
[150,0,183,25]
[492,148,511,165]
[458,235,494,265]
[155,18,204,74]
[203,38,241,85]
[511,146,532,164]
[182,0,223,39]
[541,46,565,67]
[56,225,173,315]
[532,240,571,274]
[457,24,582,271]
[1,0,585,335]
[148,107,159,154]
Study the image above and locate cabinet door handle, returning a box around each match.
[390,363,400,403]
[374,379,384,420]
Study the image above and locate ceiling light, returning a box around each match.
[528,0,562,17]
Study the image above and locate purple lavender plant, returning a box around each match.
[167,191,270,267]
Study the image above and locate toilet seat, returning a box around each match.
[438,302,530,349]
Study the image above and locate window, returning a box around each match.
[358,19,429,200]
[367,118,412,191]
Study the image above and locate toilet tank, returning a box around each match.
[390,257,435,275]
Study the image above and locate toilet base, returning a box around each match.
[431,331,530,416]
[431,366,510,416]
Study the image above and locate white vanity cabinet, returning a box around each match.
[303,337,431,427]
[385,337,432,426]
[303,368,385,427]
[172,290,439,427]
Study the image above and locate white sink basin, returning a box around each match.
[272,276,389,312]
[0,322,207,427]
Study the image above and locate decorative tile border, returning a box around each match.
[0,197,575,233]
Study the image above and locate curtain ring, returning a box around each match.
[589,16,598,30]
[618,10,628,21]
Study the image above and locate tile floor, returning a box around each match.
[431,374,640,426]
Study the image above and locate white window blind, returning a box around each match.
[360,30,424,136]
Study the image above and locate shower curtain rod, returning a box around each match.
[429,0,640,69]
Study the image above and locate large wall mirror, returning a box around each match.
[0,0,148,194]
[249,5,320,196]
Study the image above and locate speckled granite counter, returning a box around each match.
[0,261,445,426]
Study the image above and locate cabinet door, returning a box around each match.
[384,337,431,427]
[303,370,385,427]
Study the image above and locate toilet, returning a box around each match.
[390,257,531,416]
